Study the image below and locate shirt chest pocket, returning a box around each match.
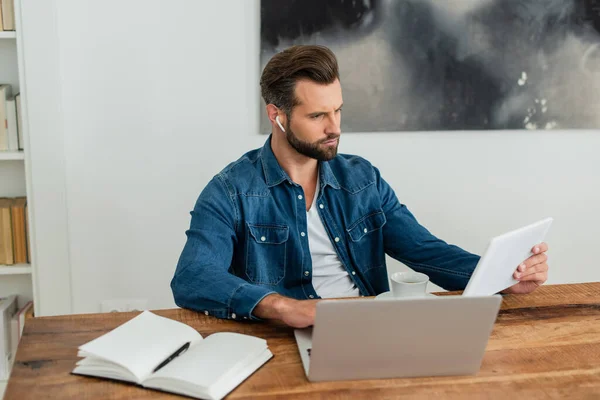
[245,223,289,285]
[346,210,387,270]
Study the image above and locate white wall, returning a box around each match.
[23,0,600,315]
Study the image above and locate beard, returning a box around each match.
[285,121,340,161]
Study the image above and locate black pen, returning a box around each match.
[153,342,190,373]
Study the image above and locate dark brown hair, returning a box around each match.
[260,45,340,118]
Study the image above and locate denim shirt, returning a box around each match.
[171,136,480,320]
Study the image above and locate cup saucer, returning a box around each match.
[374,291,437,300]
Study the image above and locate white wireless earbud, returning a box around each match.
[275,115,286,132]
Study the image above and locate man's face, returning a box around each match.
[284,79,343,161]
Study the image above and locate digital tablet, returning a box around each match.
[463,217,553,297]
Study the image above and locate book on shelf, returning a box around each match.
[0,86,22,152]
[0,198,13,265]
[0,0,14,31]
[24,201,29,263]
[0,197,29,265]
[0,294,17,380]
[72,311,273,400]
[0,84,10,151]
[6,97,18,151]
[10,197,27,264]
[15,93,22,150]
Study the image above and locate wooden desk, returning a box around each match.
[5,283,600,399]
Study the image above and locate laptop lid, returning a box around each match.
[307,295,501,382]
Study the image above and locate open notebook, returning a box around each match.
[72,311,273,400]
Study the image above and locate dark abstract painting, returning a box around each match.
[260,0,600,132]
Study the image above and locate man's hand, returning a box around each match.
[253,294,320,328]
[502,242,549,294]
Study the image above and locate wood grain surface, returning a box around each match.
[5,283,600,399]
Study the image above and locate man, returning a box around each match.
[171,45,549,328]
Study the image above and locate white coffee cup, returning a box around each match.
[390,271,429,298]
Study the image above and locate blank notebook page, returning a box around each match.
[78,311,202,381]
[149,332,267,387]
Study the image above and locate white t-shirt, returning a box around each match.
[307,175,360,298]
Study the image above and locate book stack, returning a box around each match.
[0,295,33,380]
[0,197,29,266]
[0,0,15,32]
[0,84,22,152]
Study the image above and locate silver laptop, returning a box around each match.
[294,295,501,382]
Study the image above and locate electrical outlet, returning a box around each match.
[127,299,148,312]
[101,300,126,313]
[101,299,148,313]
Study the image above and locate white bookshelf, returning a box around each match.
[0,151,24,161]
[0,0,36,390]
[0,0,33,289]
[0,265,31,275]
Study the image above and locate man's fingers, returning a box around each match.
[519,252,548,270]
[514,263,548,279]
[514,262,548,278]
[531,242,548,254]
[517,271,547,283]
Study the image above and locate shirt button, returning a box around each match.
[304,271,310,276]
[334,237,340,242]
[261,236,266,241]
[319,204,324,209]
[363,228,368,233]
[301,232,306,237]
[309,295,315,299]
[298,195,303,200]
[351,271,356,275]
[204,311,209,316]
[231,313,236,319]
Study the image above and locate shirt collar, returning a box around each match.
[260,135,341,190]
